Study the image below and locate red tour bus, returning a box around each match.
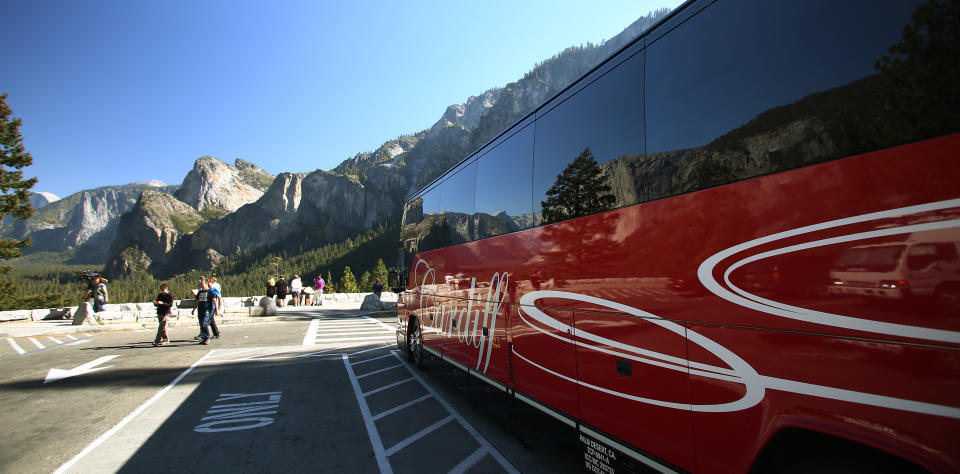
[395,0,960,472]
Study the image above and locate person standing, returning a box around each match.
[290,275,302,306]
[191,280,214,345]
[276,276,288,307]
[152,283,173,346]
[373,278,383,298]
[266,278,277,299]
[208,277,222,339]
[314,275,324,306]
[92,276,109,312]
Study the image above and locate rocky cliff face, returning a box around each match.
[174,157,273,212]
[103,189,205,276]
[29,192,60,210]
[1,182,172,262]
[154,169,399,276]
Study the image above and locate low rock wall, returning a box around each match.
[0,292,399,324]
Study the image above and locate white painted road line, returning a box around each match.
[449,447,489,474]
[351,353,395,366]
[354,364,402,380]
[342,353,394,474]
[373,394,433,421]
[48,337,64,345]
[27,337,45,349]
[303,319,319,346]
[384,414,454,456]
[65,334,77,341]
[53,349,217,474]
[317,331,390,337]
[390,351,520,473]
[363,377,415,397]
[316,326,382,332]
[6,337,26,355]
[364,316,398,333]
[318,336,396,343]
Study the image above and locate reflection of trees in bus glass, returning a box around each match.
[540,148,616,225]
[533,50,643,223]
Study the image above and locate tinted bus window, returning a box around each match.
[400,186,443,254]
[645,0,939,194]
[475,125,535,238]
[533,51,644,225]
[438,161,477,245]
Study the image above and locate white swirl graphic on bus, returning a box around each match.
[516,290,960,419]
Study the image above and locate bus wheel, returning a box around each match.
[407,318,423,367]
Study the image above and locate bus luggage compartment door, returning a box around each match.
[574,310,694,472]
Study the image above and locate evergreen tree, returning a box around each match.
[540,148,616,224]
[0,93,38,308]
[340,266,359,293]
[326,270,335,293]
[358,271,373,293]
[373,258,389,288]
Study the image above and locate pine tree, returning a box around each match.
[373,258,389,288]
[0,94,38,308]
[340,266,359,293]
[326,270,335,293]
[358,271,373,293]
[540,148,616,224]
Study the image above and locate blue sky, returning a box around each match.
[3,0,679,198]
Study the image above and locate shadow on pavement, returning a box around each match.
[114,345,389,473]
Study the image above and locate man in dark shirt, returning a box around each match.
[191,281,215,345]
[153,283,174,346]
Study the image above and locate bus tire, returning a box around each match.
[407,317,423,367]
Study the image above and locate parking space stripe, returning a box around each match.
[48,337,63,345]
[351,353,395,365]
[6,337,26,355]
[27,337,45,349]
[384,414,454,456]
[372,394,433,421]
[65,334,77,340]
[355,364,403,380]
[342,353,394,474]
[389,351,520,473]
[449,447,488,474]
[363,377,415,396]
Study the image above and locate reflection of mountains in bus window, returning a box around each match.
[613,0,959,207]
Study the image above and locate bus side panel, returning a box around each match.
[687,323,960,474]
[512,307,580,419]
[574,310,695,471]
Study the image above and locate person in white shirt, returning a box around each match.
[290,275,303,306]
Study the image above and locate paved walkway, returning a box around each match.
[0,300,394,338]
